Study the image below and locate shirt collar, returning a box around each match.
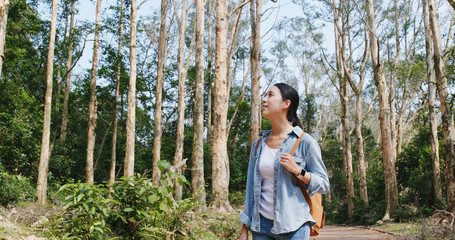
[259,126,303,138]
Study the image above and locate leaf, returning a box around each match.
[148,194,159,203]
[124,208,134,212]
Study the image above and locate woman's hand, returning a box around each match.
[280,153,301,176]
[239,223,248,240]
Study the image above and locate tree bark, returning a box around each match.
[37,0,59,204]
[109,0,124,191]
[152,0,169,183]
[173,0,189,200]
[207,0,214,145]
[422,0,442,205]
[366,0,398,219]
[86,0,102,184]
[249,0,262,146]
[191,0,206,209]
[124,0,137,177]
[59,0,76,143]
[0,0,9,77]
[210,0,233,213]
[428,0,455,212]
[422,0,442,206]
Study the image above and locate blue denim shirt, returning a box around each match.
[240,126,330,234]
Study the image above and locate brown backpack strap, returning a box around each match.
[255,136,263,155]
[290,132,313,207]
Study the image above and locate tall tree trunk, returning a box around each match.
[249,0,262,145]
[428,0,455,212]
[207,0,214,145]
[422,0,442,206]
[173,0,189,200]
[0,0,9,77]
[86,0,102,184]
[333,0,354,217]
[124,0,137,177]
[59,0,76,143]
[366,0,398,219]
[210,0,233,213]
[192,0,206,208]
[109,0,124,191]
[37,0,59,204]
[152,0,168,183]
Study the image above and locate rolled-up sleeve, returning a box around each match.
[305,139,330,196]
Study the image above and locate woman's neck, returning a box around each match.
[270,117,294,137]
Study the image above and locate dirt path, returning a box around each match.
[316,225,398,239]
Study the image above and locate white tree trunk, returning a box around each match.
[86,0,102,184]
[249,0,262,145]
[173,0,189,200]
[124,0,137,177]
[210,0,233,213]
[428,0,455,212]
[109,0,124,191]
[0,0,9,77]
[152,0,168,183]
[366,0,398,219]
[37,0,59,204]
[59,0,76,143]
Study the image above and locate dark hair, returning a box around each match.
[274,83,303,128]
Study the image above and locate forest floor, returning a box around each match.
[1,203,453,239]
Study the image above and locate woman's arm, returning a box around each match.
[239,223,248,240]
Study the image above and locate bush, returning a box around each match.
[0,172,35,206]
[58,183,112,239]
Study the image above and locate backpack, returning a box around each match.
[255,132,326,237]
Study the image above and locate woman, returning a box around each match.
[239,83,330,240]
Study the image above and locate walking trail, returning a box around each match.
[316,225,397,239]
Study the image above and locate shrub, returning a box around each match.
[0,172,35,206]
[58,183,112,239]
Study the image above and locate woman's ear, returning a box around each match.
[282,99,291,109]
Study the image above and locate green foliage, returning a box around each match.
[0,172,36,206]
[58,183,112,239]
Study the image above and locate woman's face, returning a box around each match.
[262,86,289,119]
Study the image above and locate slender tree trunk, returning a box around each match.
[207,0,214,144]
[86,0,102,184]
[37,0,59,204]
[249,0,262,145]
[124,0,137,177]
[354,85,368,204]
[0,0,9,77]
[422,0,442,206]
[428,0,455,212]
[109,0,124,191]
[210,0,233,213]
[173,0,189,200]
[366,0,398,219]
[152,0,168,183]
[192,0,206,209]
[59,0,76,142]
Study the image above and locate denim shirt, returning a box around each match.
[240,126,330,234]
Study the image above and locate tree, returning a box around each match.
[191,0,206,208]
[422,0,442,206]
[59,0,77,143]
[428,0,455,212]
[173,0,191,200]
[109,0,124,191]
[249,0,262,145]
[0,0,9,77]
[152,0,168,183]
[36,0,59,204]
[366,0,399,219]
[210,0,233,213]
[86,0,102,184]
[124,0,137,177]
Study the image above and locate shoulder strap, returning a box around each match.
[255,136,263,155]
[290,132,313,207]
